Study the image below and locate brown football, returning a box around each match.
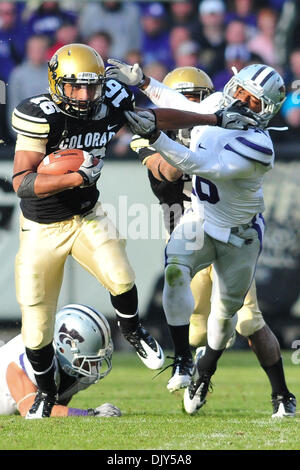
[37,149,98,175]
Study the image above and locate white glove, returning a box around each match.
[106,59,144,87]
[215,100,258,130]
[77,151,104,186]
[125,110,157,136]
[93,403,122,417]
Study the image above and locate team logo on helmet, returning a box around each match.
[58,323,84,347]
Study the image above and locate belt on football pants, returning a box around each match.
[228,223,252,248]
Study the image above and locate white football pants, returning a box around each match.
[163,213,263,350]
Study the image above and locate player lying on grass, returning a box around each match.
[108,60,296,418]
[0,304,121,418]
[127,65,295,419]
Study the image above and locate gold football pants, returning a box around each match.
[189,266,265,347]
[15,202,135,349]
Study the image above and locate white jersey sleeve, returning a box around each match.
[152,130,257,179]
[143,78,223,113]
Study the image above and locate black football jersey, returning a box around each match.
[12,79,134,223]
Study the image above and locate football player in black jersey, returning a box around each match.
[11,44,165,419]
[126,66,296,418]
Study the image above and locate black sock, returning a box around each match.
[262,357,290,396]
[168,324,192,358]
[111,285,139,334]
[25,343,57,395]
[197,344,224,375]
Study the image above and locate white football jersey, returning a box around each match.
[0,335,90,415]
[144,78,274,243]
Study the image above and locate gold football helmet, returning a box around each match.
[48,43,105,119]
[163,66,214,102]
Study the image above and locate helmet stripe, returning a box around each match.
[251,65,268,82]
[260,70,276,87]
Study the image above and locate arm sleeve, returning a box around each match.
[143,78,202,112]
[152,132,256,180]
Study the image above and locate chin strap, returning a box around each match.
[266,126,289,131]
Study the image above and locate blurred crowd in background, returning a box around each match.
[0,0,300,156]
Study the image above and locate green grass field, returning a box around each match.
[0,350,299,451]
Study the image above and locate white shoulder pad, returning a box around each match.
[224,128,274,166]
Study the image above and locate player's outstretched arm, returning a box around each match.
[6,363,121,418]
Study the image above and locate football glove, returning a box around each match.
[215,100,258,130]
[106,59,145,87]
[125,110,158,137]
[77,152,104,186]
[91,403,122,417]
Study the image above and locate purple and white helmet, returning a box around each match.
[222,64,286,128]
[54,304,113,384]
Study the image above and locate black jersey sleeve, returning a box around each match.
[104,78,135,111]
[11,94,56,139]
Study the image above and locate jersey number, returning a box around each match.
[195,176,220,204]
[30,96,58,115]
[105,79,129,107]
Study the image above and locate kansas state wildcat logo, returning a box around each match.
[58,323,84,346]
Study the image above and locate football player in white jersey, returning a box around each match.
[128,65,295,415]
[0,304,121,418]
[107,61,296,418]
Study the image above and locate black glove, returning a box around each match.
[215,100,258,130]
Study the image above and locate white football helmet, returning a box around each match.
[222,64,286,128]
[53,304,113,384]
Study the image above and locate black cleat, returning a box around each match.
[166,355,194,392]
[271,393,296,418]
[25,390,57,419]
[123,324,164,370]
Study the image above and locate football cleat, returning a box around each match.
[183,366,213,415]
[271,393,296,418]
[25,390,57,419]
[166,355,194,393]
[123,324,164,370]
[195,347,206,362]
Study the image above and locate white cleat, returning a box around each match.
[166,356,194,393]
[123,324,164,370]
[183,367,212,415]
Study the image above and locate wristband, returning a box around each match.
[77,170,90,186]
[137,74,146,88]
[68,407,90,417]
[148,130,161,145]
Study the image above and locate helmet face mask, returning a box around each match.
[54,304,113,384]
[48,44,106,119]
[222,64,286,128]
